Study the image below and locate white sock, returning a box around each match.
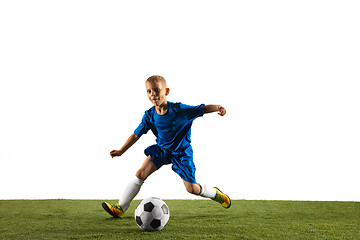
[199,184,216,199]
[119,177,144,212]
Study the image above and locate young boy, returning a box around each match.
[102,75,231,218]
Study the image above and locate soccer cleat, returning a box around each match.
[213,187,231,209]
[102,202,125,218]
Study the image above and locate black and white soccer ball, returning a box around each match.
[134,197,170,231]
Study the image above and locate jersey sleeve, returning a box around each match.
[177,103,205,120]
[134,110,152,137]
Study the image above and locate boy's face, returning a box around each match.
[146,80,170,107]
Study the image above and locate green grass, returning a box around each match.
[0,200,359,239]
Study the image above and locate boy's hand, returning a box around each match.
[218,105,226,116]
[203,104,227,115]
[110,133,139,159]
[110,150,123,158]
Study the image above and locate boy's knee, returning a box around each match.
[136,169,147,181]
[185,183,201,195]
[135,157,157,181]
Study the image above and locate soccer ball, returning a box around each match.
[134,197,170,231]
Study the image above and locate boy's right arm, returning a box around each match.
[110,133,140,158]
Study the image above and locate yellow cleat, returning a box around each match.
[213,187,231,209]
[102,202,125,218]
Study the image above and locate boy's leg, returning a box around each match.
[119,156,157,211]
[135,155,158,181]
[183,180,215,198]
[183,180,231,209]
[102,156,157,218]
[117,177,144,213]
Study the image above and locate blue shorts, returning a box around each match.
[144,144,197,184]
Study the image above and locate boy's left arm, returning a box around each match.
[203,104,226,116]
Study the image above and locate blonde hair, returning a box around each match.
[146,75,167,87]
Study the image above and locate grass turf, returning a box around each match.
[0,199,359,239]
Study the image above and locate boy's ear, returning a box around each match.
[165,88,170,96]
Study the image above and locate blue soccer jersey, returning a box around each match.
[134,102,205,152]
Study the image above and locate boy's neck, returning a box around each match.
[155,101,168,115]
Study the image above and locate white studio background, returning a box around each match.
[1,1,359,201]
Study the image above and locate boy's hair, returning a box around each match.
[146,75,167,87]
